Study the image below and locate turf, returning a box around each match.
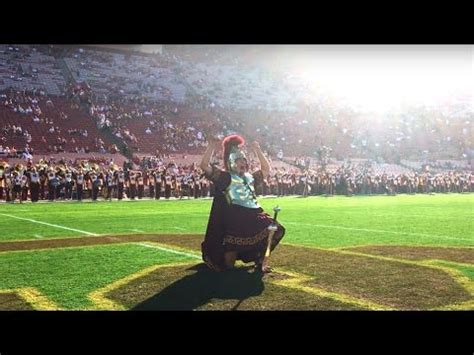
[0,194,472,248]
[0,243,195,309]
[0,193,472,310]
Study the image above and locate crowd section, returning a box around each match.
[1,152,472,203]
[0,45,472,202]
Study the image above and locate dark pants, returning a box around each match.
[55,185,61,199]
[106,186,115,200]
[77,185,83,201]
[21,187,28,201]
[155,183,161,199]
[65,182,73,199]
[129,184,136,199]
[165,185,171,199]
[118,183,124,200]
[30,183,39,202]
[12,185,21,201]
[48,184,55,201]
[92,186,99,200]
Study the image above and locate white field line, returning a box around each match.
[135,242,201,259]
[0,213,98,236]
[283,222,473,242]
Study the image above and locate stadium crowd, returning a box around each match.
[0,154,472,203]
[0,45,472,204]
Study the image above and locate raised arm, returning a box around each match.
[251,141,270,179]
[200,137,220,176]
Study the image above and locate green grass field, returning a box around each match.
[0,194,473,310]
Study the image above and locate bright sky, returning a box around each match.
[278,45,473,113]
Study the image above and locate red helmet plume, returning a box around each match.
[222,135,245,170]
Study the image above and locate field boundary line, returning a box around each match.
[88,261,197,310]
[269,269,392,310]
[138,241,474,310]
[332,249,474,309]
[328,244,474,250]
[283,222,473,243]
[0,213,98,236]
[135,242,201,259]
[0,241,147,255]
[281,243,474,309]
[0,287,62,310]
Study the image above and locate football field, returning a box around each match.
[0,194,472,310]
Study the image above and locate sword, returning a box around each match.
[263,206,281,271]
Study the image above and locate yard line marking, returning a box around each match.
[319,211,472,220]
[34,234,43,239]
[270,269,392,310]
[172,226,187,231]
[0,213,98,236]
[283,222,473,242]
[135,242,201,259]
[13,287,62,310]
[88,261,197,310]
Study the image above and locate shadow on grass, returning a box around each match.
[132,263,265,310]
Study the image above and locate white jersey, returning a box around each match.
[21,175,28,187]
[14,176,22,186]
[107,174,115,187]
[30,172,40,183]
